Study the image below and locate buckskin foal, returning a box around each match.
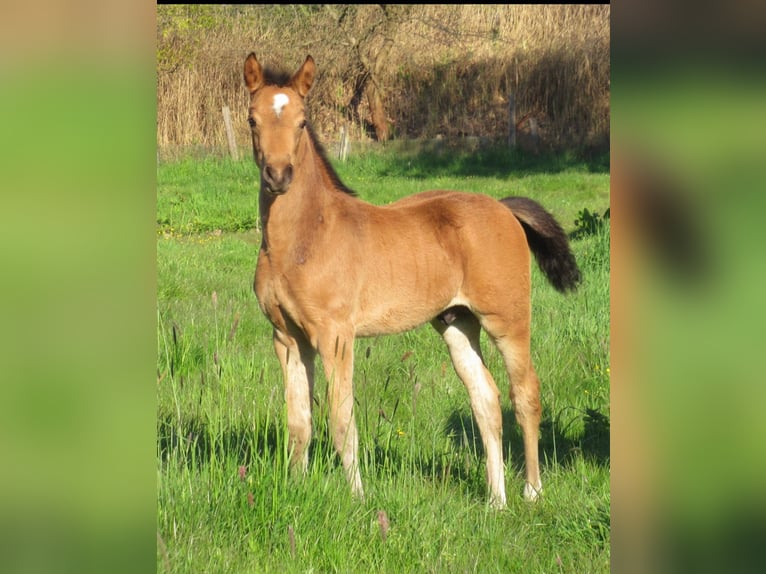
[244,53,580,507]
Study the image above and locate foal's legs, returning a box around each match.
[273,328,316,473]
[432,310,507,507]
[317,330,364,498]
[480,315,543,501]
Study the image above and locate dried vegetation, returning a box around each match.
[157,5,609,158]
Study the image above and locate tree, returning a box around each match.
[325,5,413,141]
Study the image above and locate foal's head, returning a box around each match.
[244,53,315,195]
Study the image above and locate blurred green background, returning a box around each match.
[2,1,766,572]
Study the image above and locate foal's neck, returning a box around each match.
[258,131,337,251]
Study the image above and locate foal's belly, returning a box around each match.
[354,308,436,337]
[353,282,461,337]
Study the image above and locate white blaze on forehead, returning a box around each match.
[272,93,290,118]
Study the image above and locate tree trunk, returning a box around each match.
[365,81,389,142]
[363,6,411,141]
[327,5,412,142]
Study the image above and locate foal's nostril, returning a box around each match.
[263,163,293,193]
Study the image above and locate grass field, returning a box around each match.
[157,145,610,572]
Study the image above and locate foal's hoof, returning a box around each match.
[489,493,507,510]
[523,482,543,501]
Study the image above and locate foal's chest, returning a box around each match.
[253,249,284,325]
[254,247,312,331]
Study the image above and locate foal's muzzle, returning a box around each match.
[262,163,293,195]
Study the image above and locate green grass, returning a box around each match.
[157,146,610,573]
[157,158,261,234]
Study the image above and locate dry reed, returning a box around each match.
[157,5,609,159]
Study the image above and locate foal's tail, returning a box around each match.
[500,196,581,293]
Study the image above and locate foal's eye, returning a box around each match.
[248,117,256,128]
[298,120,307,130]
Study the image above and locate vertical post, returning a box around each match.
[508,94,516,149]
[222,105,239,161]
[343,126,350,161]
[339,123,349,162]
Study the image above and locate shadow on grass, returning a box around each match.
[157,412,283,469]
[351,404,610,500]
[445,406,610,473]
[158,403,609,499]
[157,410,374,475]
[358,142,609,181]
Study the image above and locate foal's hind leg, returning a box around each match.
[432,310,507,507]
[481,316,543,501]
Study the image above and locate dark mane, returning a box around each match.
[305,122,357,197]
[261,65,292,88]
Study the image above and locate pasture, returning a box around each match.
[157,145,610,572]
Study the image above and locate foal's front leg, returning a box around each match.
[273,329,316,473]
[318,331,363,498]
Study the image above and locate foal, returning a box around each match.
[244,53,580,507]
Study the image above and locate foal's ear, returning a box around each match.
[244,52,264,94]
[290,55,316,98]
